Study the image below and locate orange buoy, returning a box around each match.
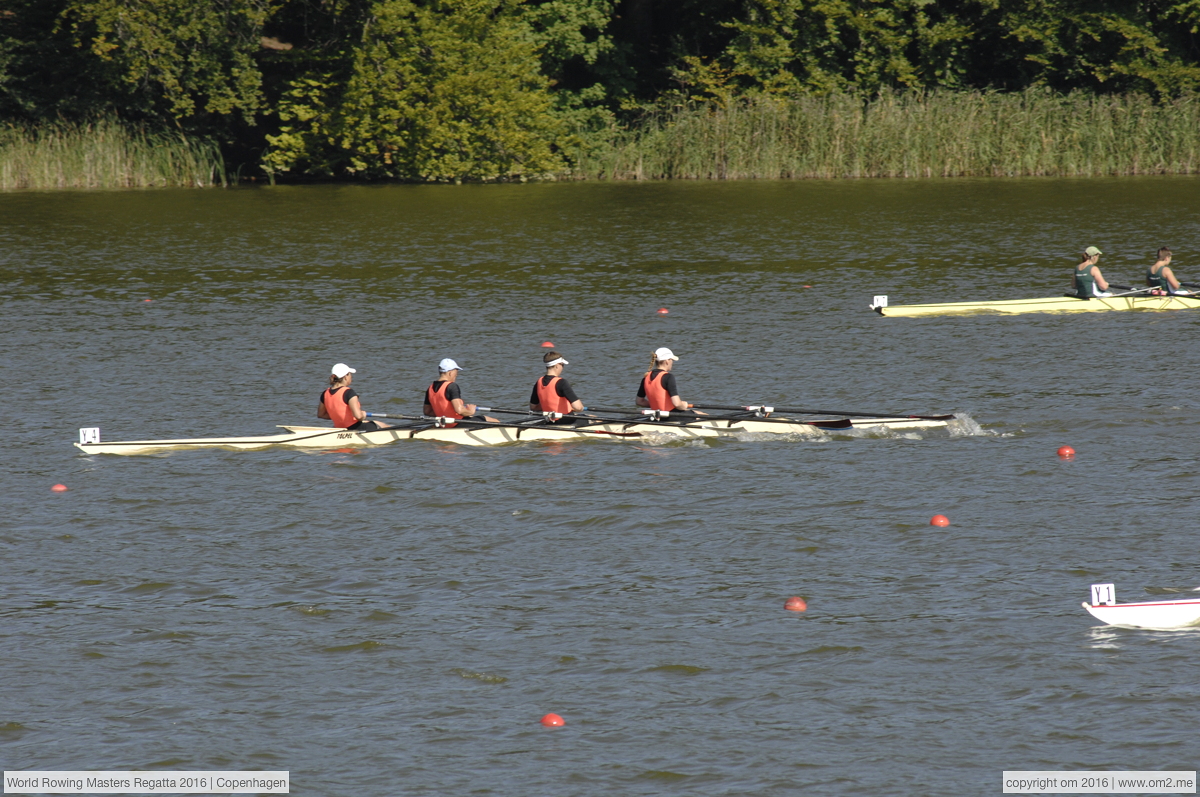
[656,307,669,315]
[930,514,950,527]
[1057,445,1075,459]
[143,298,152,302]
[540,713,565,727]
[803,285,812,288]
[51,484,68,492]
[784,596,807,612]
[541,341,554,348]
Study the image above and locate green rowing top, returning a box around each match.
[1146,265,1170,290]
[1074,265,1099,298]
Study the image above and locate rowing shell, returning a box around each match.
[74,413,954,455]
[1083,597,1200,630]
[874,293,1200,317]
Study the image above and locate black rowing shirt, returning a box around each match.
[636,370,678,399]
[529,375,580,405]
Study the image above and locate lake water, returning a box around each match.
[3,178,1199,795]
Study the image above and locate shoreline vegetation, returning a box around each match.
[8,0,1200,188]
[577,91,1200,180]
[0,119,225,190]
[6,90,1200,190]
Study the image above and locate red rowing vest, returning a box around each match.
[642,371,673,411]
[535,376,572,414]
[426,381,462,425]
[322,386,357,428]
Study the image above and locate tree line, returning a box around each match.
[3,0,1200,181]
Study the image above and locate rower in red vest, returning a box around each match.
[529,351,585,423]
[636,347,706,416]
[424,358,498,427]
[318,362,392,431]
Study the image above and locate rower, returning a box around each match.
[424,358,498,426]
[1074,246,1112,298]
[1146,247,1189,294]
[318,363,392,431]
[636,347,706,417]
[529,351,586,424]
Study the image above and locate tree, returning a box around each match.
[62,0,276,125]
[263,0,561,180]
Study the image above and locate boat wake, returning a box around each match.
[946,413,991,437]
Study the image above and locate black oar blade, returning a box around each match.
[807,418,853,429]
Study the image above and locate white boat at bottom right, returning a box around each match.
[1084,583,1200,630]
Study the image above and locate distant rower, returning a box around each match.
[529,351,586,424]
[636,347,705,415]
[1146,246,1188,294]
[424,358,498,426]
[1074,246,1112,298]
[318,363,391,431]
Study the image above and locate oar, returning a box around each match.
[481,405,852,430]
[368,410,555,429]
[369,412,643,438]
[691,403,954,422]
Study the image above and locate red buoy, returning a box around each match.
[784,596,807,612]
[51,484,68,492]
[540,713,565,727]
[930,514,950,527]
[656,307,669,315]
[541,341,554,348]
[1057,446,1075,459]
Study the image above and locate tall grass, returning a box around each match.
[0,118,225,189]
[574,90,1200,180]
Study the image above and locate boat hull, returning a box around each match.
[1083,599,1200,630]
[75,413,954,455]
[878,294,1200,317]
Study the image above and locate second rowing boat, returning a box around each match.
[871,293,1200,317]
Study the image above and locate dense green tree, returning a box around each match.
[0,0,115,120]
[262,0,561,180]
[61,0,275,124]
[665,0,1200,99]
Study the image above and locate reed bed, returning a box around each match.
[0,119,225,189]
[575,90,1200,180]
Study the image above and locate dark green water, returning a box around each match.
[3,179,1199,795]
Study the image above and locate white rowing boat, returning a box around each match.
[74,412,954,455]
[1083,584,1200,630]
[870,293,1200,317]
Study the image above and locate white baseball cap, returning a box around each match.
[654,347,679,361]
[438,358,464,372]
[331,363,356,378]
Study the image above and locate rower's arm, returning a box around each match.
[635,396,650,408]
[569,399,584,412]
[1164,266,1181,290]
[1093,267,1109,291]
[346,394,366,422]
[451,398,477,416]
[317,401,330,420]
[529,402,540,412]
